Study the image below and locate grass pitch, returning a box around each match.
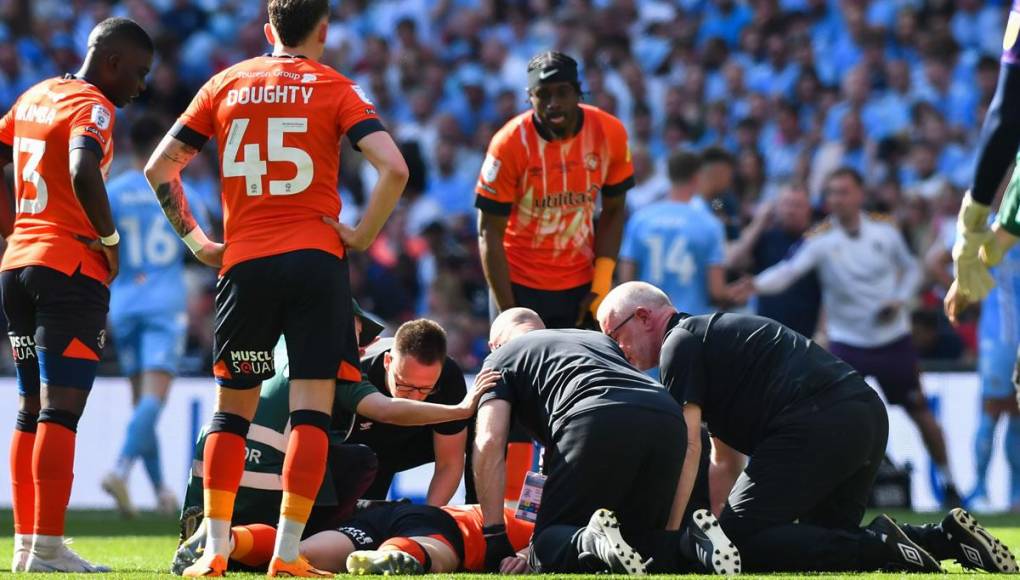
[0,510,1019,578]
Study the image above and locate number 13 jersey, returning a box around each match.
[173,55,383,273]
[0,76,116,283]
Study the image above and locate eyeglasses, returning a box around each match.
[607,311,637,341]
[393,378,437,396]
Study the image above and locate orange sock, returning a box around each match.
[380,537,428,568]
[231,524,277,567]
[33,422,75,536]
[203,431,247,521]
[10,428,36,535]
[280,424,329,523]
[504,442,533,502]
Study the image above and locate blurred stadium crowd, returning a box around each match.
[0,0,1009,374]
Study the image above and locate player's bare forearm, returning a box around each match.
[349,131,408,250]
[668,405,703,530]
[474,400,510,526]
[144,135,200,237]
[478,212,515,310]
[69,148,116,237]
[594,194,627,259]
[152,179,198,237]
[427,432,466,506]
[426,464,461,506]
[357,394,470,426]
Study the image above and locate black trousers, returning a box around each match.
[719,384,893,572]
[488,282,593,330]
[529,406,687,572]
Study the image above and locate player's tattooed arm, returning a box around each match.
[154,179,198,236]
[144,134,200,237]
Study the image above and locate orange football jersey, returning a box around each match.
[440,505,534,572]
[474,104,634,290]
[0,76,116,283]
[175,55,383,273]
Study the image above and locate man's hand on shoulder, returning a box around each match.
[459,369,501,417]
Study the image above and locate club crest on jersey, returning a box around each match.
[90,104,111,130]
[585,153,600,171]
[482,155,501,183]
[229,350,275,376]
[351,84,374,105]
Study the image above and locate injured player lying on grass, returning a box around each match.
[172,500,735,576]
[172,501,536,575]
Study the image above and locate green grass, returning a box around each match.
[0,510,1019,578]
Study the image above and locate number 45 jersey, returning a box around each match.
[0,76,116,283]
[172,55,384,273]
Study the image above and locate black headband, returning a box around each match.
[528,60,580,90]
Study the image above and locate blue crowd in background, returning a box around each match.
[0,0,1011,373]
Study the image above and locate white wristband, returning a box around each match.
[182,226,211,254]
[99,231,120,246]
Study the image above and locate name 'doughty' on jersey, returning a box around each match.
[225,85,315,106]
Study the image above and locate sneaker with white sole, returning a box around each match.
[577,508,648,575]
[25,539,111,573]
[686,509,741,575]
[941,508,1019,573]
[101,472,137,518]
[346,549,424,575]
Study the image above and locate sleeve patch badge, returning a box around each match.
[481,154,501,183]
[351,84,374,105]
[90,104,111,130]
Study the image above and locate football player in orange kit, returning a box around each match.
[173,503,535,575]
[475,51,633,329]
[0,17,153,573]
[143,0,408,576]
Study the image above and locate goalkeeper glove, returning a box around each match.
[953,192,995,301]
[980,226,1020,267]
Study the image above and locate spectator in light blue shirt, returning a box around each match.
[823,66,872,141]
[698,0,753,48]
[424,140,476,220]
[912,55,978,130]
[746,31,801,99]
[763,101,807,186]
[951,0,1005,57]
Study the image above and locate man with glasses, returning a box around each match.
[175,312,486,573]
[597,281,1017,574]
[344,319,470,505]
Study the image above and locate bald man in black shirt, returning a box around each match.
[598,281,1017,574]
[472,308,739,575]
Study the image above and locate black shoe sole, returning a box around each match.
[944,508,1019,573]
